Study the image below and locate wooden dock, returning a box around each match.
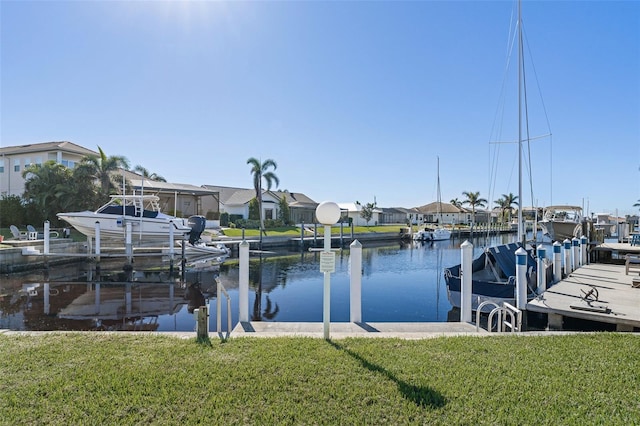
[527,262,640,331]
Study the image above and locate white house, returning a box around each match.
[0,141,97,197]
[202,185,317,224]
[337,202,383,226]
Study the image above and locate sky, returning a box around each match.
[1,0,639,216]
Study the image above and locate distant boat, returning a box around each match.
[57,194,204,243]
[414,157,451,241]
[539,205,584,242]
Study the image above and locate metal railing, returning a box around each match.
[476,300,522,333]
[216,278,232,340]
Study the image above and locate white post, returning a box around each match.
[349,239,362,323]
[125,222,132,260]
[95,282,101,313]
[239,240,250,322]
[553,241,562,282]
[516,247,527,309]
[44,220,50,255]
[536,246,547,294]
[580,235,588,265]
[563,239,572,275]
[125,282,132,316]
[44,282,50,315]
[460,240,473,323]
[95,221,101,259]
[572,237,580,268]
[169,220,175,259]
[217,279,222,334]
[323,224,331,338]
[315,201,341,340]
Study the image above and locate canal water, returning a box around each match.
[1,233,525,332]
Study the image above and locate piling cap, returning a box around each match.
[515,247,527,255]
[461,240,473,248]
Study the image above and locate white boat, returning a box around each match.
[415,157,451,241]
[539,205,584,242]
[57,194,201,243]
[413,227,451,242]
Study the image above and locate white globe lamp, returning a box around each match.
[315,201,341,225]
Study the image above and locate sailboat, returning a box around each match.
[414,157,452,241]
[444,0,552,310]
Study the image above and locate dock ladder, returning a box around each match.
[476,301,522,333]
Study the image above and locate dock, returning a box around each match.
[527,262,640,331]
[231,321,485,339]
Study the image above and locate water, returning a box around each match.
[0,233,524,332]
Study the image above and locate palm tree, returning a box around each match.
[132,165,166,182]
[450,198,463,208]
[79,146,130,200]
[494,196,508,224]
[634,199,640,211]
[462,191,488,228]
[22,161,72,224]
[501,192,519,223]
[247,157,279,237]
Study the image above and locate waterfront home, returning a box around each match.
[0,141,97,197]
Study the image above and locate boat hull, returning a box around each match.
[539,220,582,242]
[57,211,192,242]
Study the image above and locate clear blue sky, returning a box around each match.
[2,0,639,216]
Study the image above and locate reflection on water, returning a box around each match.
[1,234,523,331]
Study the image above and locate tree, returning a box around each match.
[494,197,508,223]
[247,158,279,236]
[132,165,166,182]
[450,198,462,208]
[501,192,519,223]
[248,198,260,220]
[22,161,74,225]
[634,199,640,212]
[462,191,487,227]
[357,200,377,226]
[79,146,130,201]
[278,195,291,225]
[494,193,518,224]
[0,195,26,227]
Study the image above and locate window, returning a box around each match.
[265,209,274,220]
[13,159,19,172]
[0,159,4,173]
[24,157,31,167]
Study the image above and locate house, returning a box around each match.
[0,141,98,196]
[119,169,220,219]
[337,202,382,226]
[202,185,318,225]
[378,207,424,225]
[416,202,471,225]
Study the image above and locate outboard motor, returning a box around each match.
[187,215,207,245]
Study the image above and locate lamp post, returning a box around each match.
[315,201,341,340]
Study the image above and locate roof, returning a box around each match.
[416,202,466,214]
[0,141,98,157]
[338,202,383,213]
[117,169,219,197]
[203,185,317,208]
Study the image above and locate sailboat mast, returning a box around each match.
[437,156,442,222]
[517,0,524,246]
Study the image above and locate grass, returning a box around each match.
[1,333,639,424]
[221,224,404,237]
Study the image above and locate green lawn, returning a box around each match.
[1,333,638,424]
[221,224,404,237]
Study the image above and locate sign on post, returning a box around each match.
[320,251,336,273]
